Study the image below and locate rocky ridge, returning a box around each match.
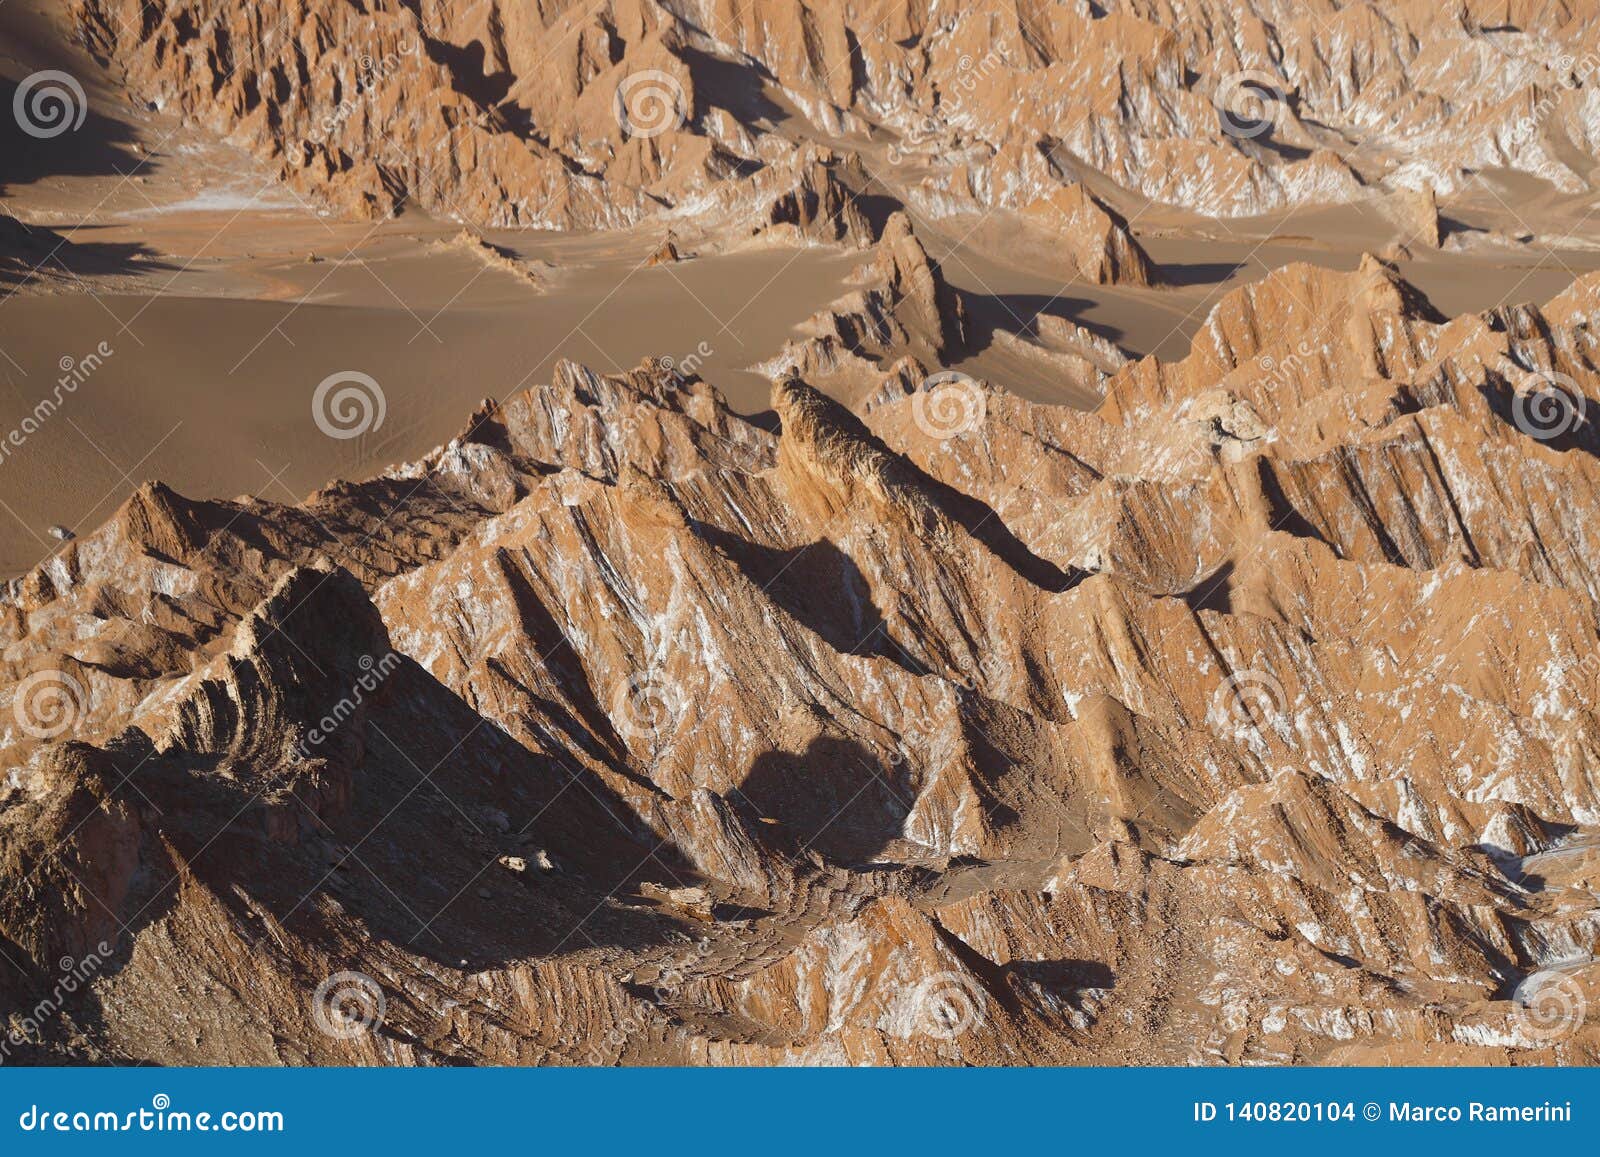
[6,252,1600,1064]
[64,0,1600,234]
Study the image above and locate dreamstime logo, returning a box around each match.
[1510,969,1587,1043]
[311,970,386,1040]
[611,672,686,742]
[296,651,401,761]
[13,70,87,139]
[12,668,86,740]
[16,1093,283,1133]
[613,70,686,140]
[298,42,419,151]
[660,340,713,381]
[886,44,1009,164]
[1512,371,1585,441]
[1214,69,1285,139]
[912,371,986,440]
[0,942,113,1064]
[0,340,113,469]
[1210,669,1286,730]
[905,970,986,1040]
[312,370,386,440]
[1506,50,1600,149]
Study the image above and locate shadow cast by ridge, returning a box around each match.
[735,735,913,866]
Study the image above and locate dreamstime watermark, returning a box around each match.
[900,970,987,1040]
[912,370,987,440]
[1510,968,1587,1043]
[312,370,386,440]
[661,340,714,381]
[611,671,687,743]
[0,341,114,468]
[1506,50,1600,150]
[1256,339,1317,392]
[311,970,386,1039]
[1511,369,1586,441]
[1214,69,1287,139]
[1,943,113,1064]
[297,42,419,152]
[1209,669,1287,732]
[16,1094,283,1133]
[11,668,87,740]
[607,347,715,451]
[585,937,714,1063]
[296,651,401,760]
[613,70,686,140]
[887,45,1009,164]
[12,70,87,139]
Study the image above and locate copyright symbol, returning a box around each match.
[1363,1103,1380,1121]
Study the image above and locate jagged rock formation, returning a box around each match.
[1021,184,1161,287]
[645,234,683,266]
[676,147,880,253]
[6,0,1600,1072]
[438,230,555,288]
[65,0,1600,228]
[754,212,967,392]
[1384,186,1445,250]
[7,250,1600,1065]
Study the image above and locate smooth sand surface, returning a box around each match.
[926,198,1600,368]
[7,202,1600,576]
[0,230,857,575]
[5,44,1599,579]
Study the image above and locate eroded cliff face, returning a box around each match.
[5,250,1600,1064]
[64,0,1600,228]
[9,0,1600,1069]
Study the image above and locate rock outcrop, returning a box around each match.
[1022,184,1161,287]
[1385,185,1445,249]
[9,0,1600,1071]
[64,0,1600,230]
[754,212,967,392]
[8,248,1600,1065]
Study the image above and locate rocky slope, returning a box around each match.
[5,0,1600,1069]
[6,248,1600,1064]
[62,0,1600,236]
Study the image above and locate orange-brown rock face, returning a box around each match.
[1021,184,1161,286]
[65,0,1600,230]
[7,0,1600,1071]
[755,212,968,390]
[7,250,1600,1065]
